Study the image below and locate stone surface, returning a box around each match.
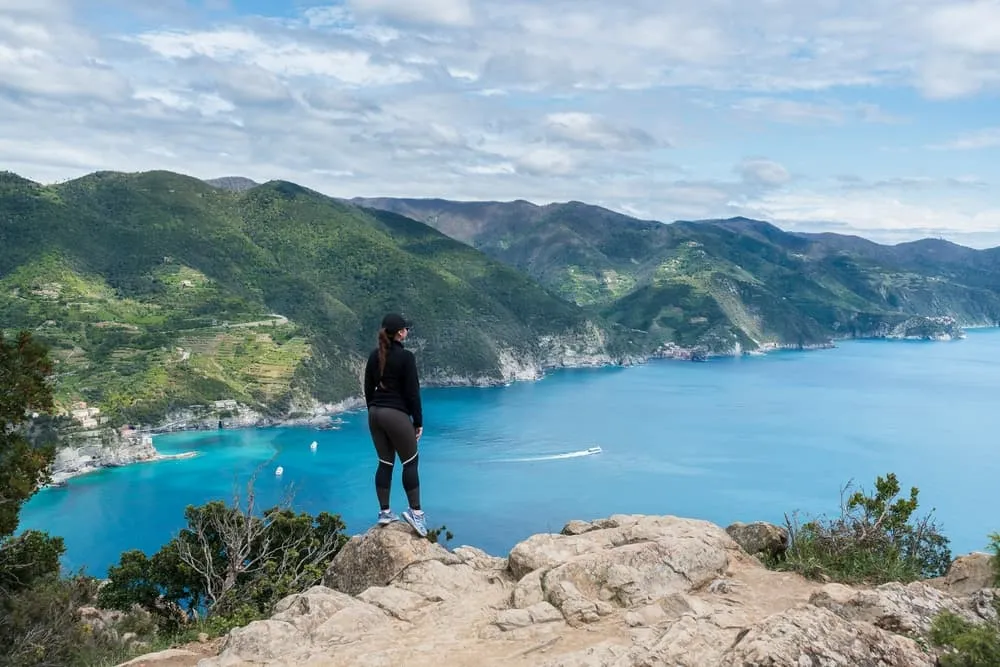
[118,514,1000,667]
[117,649,202,666]
[810,580,984,635]
[928,552,997,595]
[322,521,460,595]
[725,520,789,560]
[718,604,936,666]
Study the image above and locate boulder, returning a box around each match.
[323,521,461,596]
[718,603,936,666]
[725,521,788,560]
[929,552,997,595]
[810,580,985,635]
[504,515,739,630]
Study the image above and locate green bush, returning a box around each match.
[930,606,1000,667]
[0,574,149,667]
[775,472,952,585]
[99,470,348,634]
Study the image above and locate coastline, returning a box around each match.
[47,448,201,487]
[43,322,998,487]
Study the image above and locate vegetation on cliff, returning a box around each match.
[0,170,632,427]
[768,471,999,666]
[775,472,952,585]
[353,198,1000,353]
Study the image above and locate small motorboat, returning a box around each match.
[586,446,602,455]
[310,441,318,451]
[275,466,284,476]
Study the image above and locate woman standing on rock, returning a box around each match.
[363,312,426,536]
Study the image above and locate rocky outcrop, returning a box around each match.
[725,520,788,561]
[179,514,997,667]
[50,430,160,485]
[929,552,997,595]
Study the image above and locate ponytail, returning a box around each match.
[377,327,391,376]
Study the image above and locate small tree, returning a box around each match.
[777,472,952,584]
[0,331,65,597]
[100,467,349,628]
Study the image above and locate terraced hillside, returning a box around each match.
[0,171,632,426]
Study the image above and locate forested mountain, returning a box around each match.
[0,171,629,425]
[351,198,1000,352]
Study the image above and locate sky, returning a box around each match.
[2,0,1000,247]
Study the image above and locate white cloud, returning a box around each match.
[738,159,791,187]
[928,128,1000,150]
[732,97,905,125]
[130,29,420,86]
[543,112,659,151]
[924,2,1000,55]
[348,0,475,26]
[739,191,1000,243]
[514,147,578,176]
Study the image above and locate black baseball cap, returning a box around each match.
[381,313,412,332]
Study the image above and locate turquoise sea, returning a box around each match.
[19,330,1000,577]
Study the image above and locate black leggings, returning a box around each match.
[367,406,420,511]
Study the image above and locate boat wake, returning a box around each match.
[497,446,602,463]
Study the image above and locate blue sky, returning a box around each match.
[2,0,999,247]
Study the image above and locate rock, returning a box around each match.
[122,512,999,667]
[725,521,789,560]
[323,521,461,596]
[718,603,936,666]
[270,586,360,635]
[310,602,391,645]
[559,518,619,536]
[929,552,997,595]
[208,620,305,664]
[508,533,610,580]
[970,588,999,623]
[79,605,125,633]
[512,515,735,625]
[358,585,433,621]
[454,545,508,571]
[811,580,986,635]
[115,648,201,666]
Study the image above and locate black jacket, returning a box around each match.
[364,340,423,428]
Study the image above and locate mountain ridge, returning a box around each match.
[347,196,1000,353]
[3,168,999,434]
[0,169,632,430]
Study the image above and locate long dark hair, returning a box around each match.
[377,327,392,376]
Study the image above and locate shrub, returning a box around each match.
[775,472,952,585]
[930,606,1000,667]
[99,468,348,635]
[0,574,147,667]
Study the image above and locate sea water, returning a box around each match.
[19,330,1000,577]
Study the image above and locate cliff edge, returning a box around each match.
[128,514,998,667]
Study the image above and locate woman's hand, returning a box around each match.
[415,426,423,441]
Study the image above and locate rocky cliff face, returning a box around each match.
[50,429,159,485]
[170,514,998,667]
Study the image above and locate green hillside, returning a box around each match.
[0,171,630,426]
[350,198,1000,352]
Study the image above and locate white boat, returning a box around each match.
[310,441,318,451]
[587,446,602,455]
[275,466,284,476]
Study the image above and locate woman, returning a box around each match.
[363,312,426,536]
